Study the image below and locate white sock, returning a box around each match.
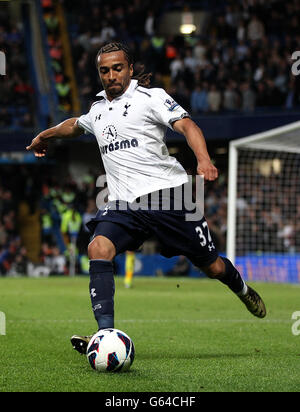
[236,282,248,297]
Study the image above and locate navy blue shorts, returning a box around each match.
[86,187,219,268]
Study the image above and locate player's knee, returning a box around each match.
[201,256,225,279]
[88,236,116,261]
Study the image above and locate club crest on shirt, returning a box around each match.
[123,103,131,116]
[102,125,118,142]
[164,98,179,111]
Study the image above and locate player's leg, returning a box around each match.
[124,251,135,288]
[87,217,148,331]
[70,234,116,354]
[182,214,266,318]
[200,256,247,295]
[71,216,149,354]
[199,256,266,318]
[150,202,266,319]
[88,234,116,330]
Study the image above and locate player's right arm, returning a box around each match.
[26,117,83,157]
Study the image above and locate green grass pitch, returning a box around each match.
[0,276,299,392]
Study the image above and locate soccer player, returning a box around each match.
[26,42,266,355]
[124,251,135,288]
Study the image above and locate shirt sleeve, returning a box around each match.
[76,112,94,135]
[150,89,190,130]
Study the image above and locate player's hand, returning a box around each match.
[26,135,48,157]
[197,158,218,181]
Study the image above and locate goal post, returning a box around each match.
[227,120,300,283]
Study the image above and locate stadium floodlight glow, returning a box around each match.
[0,51,5,75]
[180,11,196,35]
[180,24,196,34]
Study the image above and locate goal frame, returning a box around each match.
[226,120,300,265]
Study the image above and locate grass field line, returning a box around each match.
[7,318,292,324]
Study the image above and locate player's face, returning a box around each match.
[97,51,133,101]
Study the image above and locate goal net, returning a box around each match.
[227,121,300,283]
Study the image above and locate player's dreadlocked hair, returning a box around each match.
[95,42,152,88]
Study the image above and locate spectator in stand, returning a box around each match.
[236,19,247,42]
[0,222,7,248]
[169,54,185,81]
[193,39,207,68]
[223,81,239,111]
[241,81,256,112]
[12,73,34,106]
[274,61,288,94]
[43,9,59,33]
[7,243,28,276]
[56,75,72,112]
[0,108,11,127]
[44,246,66,275]
[247,14,265,41]
[264,78,284,107]
[253,62,265,83]
[208,84,222,112]
[99,21,116,44]
[167,81,191,112]
[77,198,97,255]
[236,39,249,62]
[285,79,298,109]
[183,48,198,74]
[17,112,34,128]
[144,10,155,37]
[255,81,269,107]
[190,83,209,114]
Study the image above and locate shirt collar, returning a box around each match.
[96,79,138,100]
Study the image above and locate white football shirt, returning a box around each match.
[77,79,189,202]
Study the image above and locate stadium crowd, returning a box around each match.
[41,0,73,113]
[1,0,300,276]
[65,0,300,114]
[1,0,300,128]
[0,2,35,129]
[0,164,99,276]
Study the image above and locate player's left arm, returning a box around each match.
[172,117,218,181]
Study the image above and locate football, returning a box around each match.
[86,328,135,372]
